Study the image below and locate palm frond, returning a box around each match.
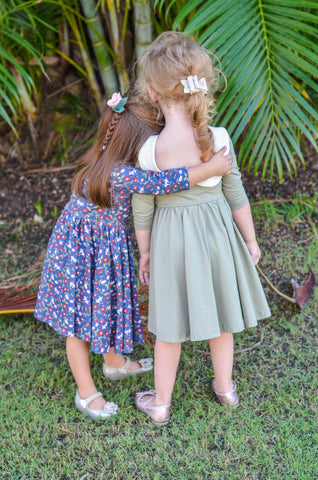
[0,0,58,131]
[173,0,318,180]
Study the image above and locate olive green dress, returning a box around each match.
[132,127,270,343]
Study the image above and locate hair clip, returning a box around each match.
[107,92,128,113]
[180,75,208,95]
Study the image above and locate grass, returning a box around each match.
[0,199,317,480]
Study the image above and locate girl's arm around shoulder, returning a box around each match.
[132,146,232,231]
[112,148,232,196]
[111,163,190,195]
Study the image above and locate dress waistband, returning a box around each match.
[155,185,225,207]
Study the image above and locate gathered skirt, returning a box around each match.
[148,186,271,342]
[34,194,144,354]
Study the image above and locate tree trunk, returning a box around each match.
[105,0,129,93]
[134,0,153,60]
[80,0,119,96]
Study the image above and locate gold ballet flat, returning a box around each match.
[135,390,170,425]
[212,380,239,407]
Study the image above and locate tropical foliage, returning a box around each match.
[172,0,318,179]
[0,0,317,180]
[0,1,48,133]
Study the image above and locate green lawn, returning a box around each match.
[1,205,317,480]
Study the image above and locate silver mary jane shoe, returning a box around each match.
[75,391,119,420]
[212,380,239,407]
[103,356,153,382]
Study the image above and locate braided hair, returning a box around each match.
[101,112,121,152]
[72,91,162,208]
[137,32,221,162]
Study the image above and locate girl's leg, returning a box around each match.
[208,332,234,393]
[153,339,181,405]
[66,336,112,410]
[103,347,142,371]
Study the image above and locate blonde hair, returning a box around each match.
[137,31,220,162]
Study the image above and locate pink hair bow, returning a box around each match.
[180,75,208,95]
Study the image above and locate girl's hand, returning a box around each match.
[139,253,150,285]
[245,240,261,265]
[188,146,232,186]
[208,146,232,176]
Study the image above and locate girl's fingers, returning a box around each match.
[139,270,150,285]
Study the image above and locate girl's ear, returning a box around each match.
[147,85,158,102]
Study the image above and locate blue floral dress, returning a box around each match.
[34,164,189,354]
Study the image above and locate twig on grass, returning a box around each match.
[234,329,265,354]
[53,424,77,436]
[256,265,296,304]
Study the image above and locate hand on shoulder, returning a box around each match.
[208,146,232,177]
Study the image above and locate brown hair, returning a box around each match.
[137,31,220,162]
[72,91,163,208]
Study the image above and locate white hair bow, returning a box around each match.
[180,75,208,95]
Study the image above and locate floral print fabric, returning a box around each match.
[34,164,189,354]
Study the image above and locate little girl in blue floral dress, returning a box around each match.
[34,90,232,420]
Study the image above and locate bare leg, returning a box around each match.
[209,332,234,393]
[103,347,143,371]
[66,336,112,410]
[153,339,181,405]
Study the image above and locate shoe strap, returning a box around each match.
[82,391,103,406]
[136,390,171,409]
[118,355,130,373]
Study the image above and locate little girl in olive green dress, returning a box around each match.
[132,32,271,425]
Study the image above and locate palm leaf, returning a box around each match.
[173,0,318,180]
[0,1,64,131]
